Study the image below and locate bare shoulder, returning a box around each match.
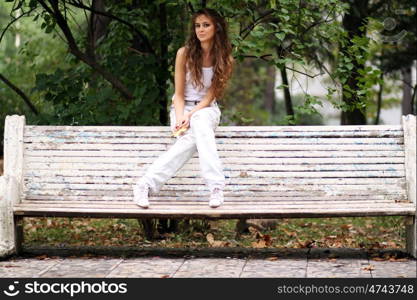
[177,46,186,57]
[175,47,187,72]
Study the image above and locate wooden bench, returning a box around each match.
[1,114,416,258]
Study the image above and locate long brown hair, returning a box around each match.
[184,8,233,100]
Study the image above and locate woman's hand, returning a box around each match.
[173,112,191,136]
[175,112,191,130]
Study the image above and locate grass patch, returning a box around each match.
[23,216,406,250]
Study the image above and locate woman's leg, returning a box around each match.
[139,108,197,194]
[189,105,225,193]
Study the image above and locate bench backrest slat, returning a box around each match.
[20,123,411,204]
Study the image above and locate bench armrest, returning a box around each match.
[0,175,4,204]
[0,174,19,258]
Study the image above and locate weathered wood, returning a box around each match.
[21,186,406,196]
[402,115,417,208]
[24,136,404,144]
[0,175,11,257]
[3,114,416,257]
[23,130,404,138]
[21,197,407,204]
[24,124,403,132]
[24,156,406,164]
[22,170,405,178]
[24,142,404,151]
[22,175,405,185]
[17,199,404,205]
[1,115,25,258]
[13,215,23,256]
[4,115,25,187]
[23,162,406,173]
[21,182,405,196]
[13,204,415,219]
[24,149,405,158]
[402,114,416,258]
[15,201,414,210]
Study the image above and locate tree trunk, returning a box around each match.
[264,65,276,115]
[340,0,368,125]
[86,0,111,87]
[157,2,169,125]
[280,65,294,117]
[402,66,413,115]
[374,72,383,125]
[86,0,111,61]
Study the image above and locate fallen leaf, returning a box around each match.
[266,256,279,261]
[371,257,387,261]
[206,233,228,247]
[340,224,353,230]
[206,233,215,244]
[35,255,48,260]
[282,228,297,237]
[192,232,204,238]
[263,234,272,244]
[362,265,375,271]
[251,240,267,248]
[248,226,259,235]
[298,240,315,248]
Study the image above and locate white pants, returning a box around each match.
[139,101,225,194]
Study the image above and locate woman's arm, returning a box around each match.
[172,47,187,121]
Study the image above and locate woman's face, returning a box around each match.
[194,14,215,43]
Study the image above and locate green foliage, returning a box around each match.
[23,216,405,250]
[1,0,414,144]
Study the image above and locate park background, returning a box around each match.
[0,0,416,254]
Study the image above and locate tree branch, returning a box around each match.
[242,54,324,78]
[0,7,35,45]
[67,0,155,56]
[37,0,133,99]
[0,73,39,114]
[240,9,275,40]
[368,0,386,15]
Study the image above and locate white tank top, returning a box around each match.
[171,66,214,103]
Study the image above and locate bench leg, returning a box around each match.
[13,215,24,256]
[405,216,416,258]
[0,176,17,258]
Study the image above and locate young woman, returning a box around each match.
[133,8,234,208]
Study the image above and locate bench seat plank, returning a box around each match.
[24,124,403,131]
[24,190,406,200]
[14,202,416,218]
[22,176,406,185]
[24,150,405,158]
[24,156,406,164]
[24,143,405,151]
[24,136,404,144]
[16,199,406,204]
[24,162,406,172]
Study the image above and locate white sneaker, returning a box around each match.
[209,187,224,208]
[133,181,150,208]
